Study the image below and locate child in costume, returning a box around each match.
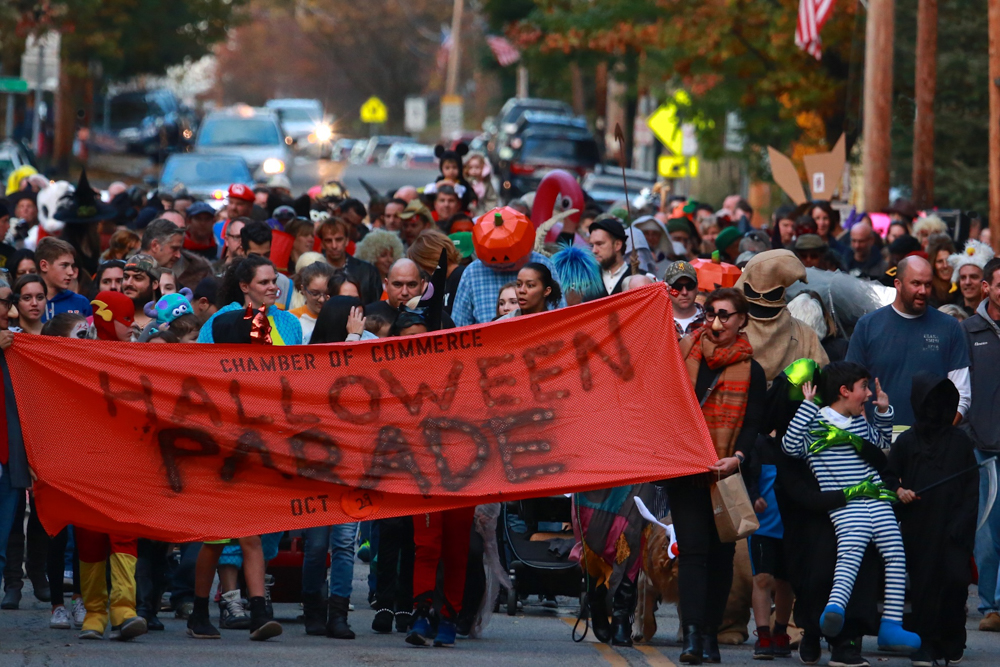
[428,143,474,212]
[782,361,921,654]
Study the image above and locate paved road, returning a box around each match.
[2,567,998,666]
[290,157,439,204]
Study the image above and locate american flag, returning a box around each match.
[486,35,520,67]
[437,29,452,72]
[795,0,835,59]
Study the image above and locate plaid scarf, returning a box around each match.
[680,327,753,460]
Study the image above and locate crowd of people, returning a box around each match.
[0,149,998,667]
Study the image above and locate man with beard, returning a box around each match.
[142,218,211,291]
[122,254,160,331]
[846,255,970,426]
[589,217,633,296]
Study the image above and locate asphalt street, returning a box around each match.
[2,563,998,666]
[289,156,439,204]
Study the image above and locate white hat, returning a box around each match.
[948,239,995,284]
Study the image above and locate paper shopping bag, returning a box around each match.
[710,473,760,543]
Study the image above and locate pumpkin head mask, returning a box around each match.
[473,207,535,271]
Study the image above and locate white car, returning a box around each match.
[266,98,333,157]
[401,144,437,170]
[379,142,419,167]
[194,106,293,181]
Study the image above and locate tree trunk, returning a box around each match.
[912,0,937,208]
[862,0,895,212]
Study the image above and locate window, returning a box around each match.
[197,119,282,146]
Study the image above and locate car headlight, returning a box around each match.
[262,158,285,174]
[314,125,333,142]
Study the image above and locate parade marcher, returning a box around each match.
[808,201,848,263]
[10,249,38,279]
[889,373,978,666]
[398,199,435,247]
[283,217,316,273]
[665,288,766,664]
[589,217,634,296]
[847,220,886,281]
[407,229,464,311]
[356,228,405,284]
[927,235,957,309]
[13,274,47,335]
[496,283,517,318]
[94,259,126,294]
[37,237,92,322]
[493,262,561,319]
[212,183,255,251]
[316,217,382,304]
[782,362,921,654]
[182,201,218,261]
[846,255,969,426]
[550,245,603,306]
[949,239,994,318]
[290,262,336,344]
[143,217,213,292]
[54,170,119,278]
[664,260,704,339]
[961,257,1000,632]
[240,221,293,309]
[122,254,160,331]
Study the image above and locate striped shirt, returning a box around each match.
[782,402,894,491]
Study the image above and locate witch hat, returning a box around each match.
[53,169,118,224]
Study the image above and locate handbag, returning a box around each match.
[710,469,760,543]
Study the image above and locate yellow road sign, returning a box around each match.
[360,96,387,124]
[657,155,700,179]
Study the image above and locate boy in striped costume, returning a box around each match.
[782,361,921,654]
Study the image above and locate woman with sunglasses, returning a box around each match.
[663,288,766,664]
[13,274,46,335]
[290,262,336,344]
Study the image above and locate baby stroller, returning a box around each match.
[498,496,583,615]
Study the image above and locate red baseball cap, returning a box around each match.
[228,183,255,202]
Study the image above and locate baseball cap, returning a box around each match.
[588,216,628,241]
[449,232,475,259]
[663,260,698,286]
[187,201,215,218]
[793,234,827,252]
[124,253,160,279]
[715,226,741,252]
[228,183,255,202]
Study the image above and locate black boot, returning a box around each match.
[587,580,612,643]
[680,624,704,665]
[610,577,637,647]
[248,596,282,641]
[702,633,721,663]
[326,595,355,639]
[302,592,327,636]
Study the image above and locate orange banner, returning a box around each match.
[6,284,716,542]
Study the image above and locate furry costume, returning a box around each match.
[735,250,829,381]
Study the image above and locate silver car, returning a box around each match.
[193,106,292,181]
[159,154,255,211]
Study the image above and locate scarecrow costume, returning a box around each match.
[888,373,978,662]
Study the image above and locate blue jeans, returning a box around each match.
[0,464,23,590]
[302,523,357,598]
[975,450,1000,614]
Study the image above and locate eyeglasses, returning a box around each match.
[704,309,735,324]
[303,287,330,300]
[225,232,242,241]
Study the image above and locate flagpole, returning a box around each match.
[445,0,464,97]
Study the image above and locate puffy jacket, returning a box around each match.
[962,300,1000,451]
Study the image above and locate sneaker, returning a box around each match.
[980,611,1000,632]
[406,614,432,647]
[187,613,221,639]
[219,590,251,630]
[910,648,934,667]
[71,598,86,629]
[358,540,371,563]
[799,632,822,665]
[754,630,774,660]
[263,574,275,619]
[433,618,457,647]
[945,648,963,664]
[395,611,413,633]
[109,616,148,641]
[78,629,103,640]
[772,630,792,658]
[49,605,71,630]
[829,637,870,667]
[249,617,283,641]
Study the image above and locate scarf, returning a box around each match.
[680,327,753,459]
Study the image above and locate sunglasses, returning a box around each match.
[671,280,697,294]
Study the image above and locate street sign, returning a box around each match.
[360,96,387,124]
[440,94,464,140]
[20,31,60,92]
[647,103,683,156]
[657,155,700,179]
[0,77,28,94]
[724,112,746,152]
[405,97,427,133]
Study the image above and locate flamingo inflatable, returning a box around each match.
[530,170,585,240]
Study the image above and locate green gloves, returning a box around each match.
[843,476,899,503]
[784,358,822,404]
[808,422,864,454]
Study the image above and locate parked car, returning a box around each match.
[158,154,255,211]
[94,89,195,160]
[496,121,601,201]
[193,106,292,181]
[402,144,437,169]
[265,98,333,157]
[484,97,575,165]
[0,140,37,189]
[330,138,357,161]
[348,140,369,164]
[360,136,413,165]
[582,166,657,211]
[379,141,418,168]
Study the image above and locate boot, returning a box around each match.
[703,634,721,663]
[248,596,282,641]
[302,592,327,636]
[587,579,612,643]
[610,577,637,647]
[326,595,355,639]
[680,624,704,665]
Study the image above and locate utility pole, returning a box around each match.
[990,0,1000,252]
[912,0,937,208]
[862,0,895,212]
[445,0,463,97]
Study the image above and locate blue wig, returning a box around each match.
[552,245,604,303]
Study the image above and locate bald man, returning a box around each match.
[624,274,655,291]
[846,255,970,426]
[847,220,885,280]
[394,186,418,203]
[384,259,426,309]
